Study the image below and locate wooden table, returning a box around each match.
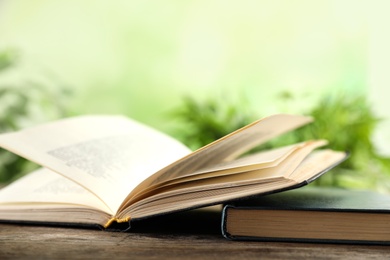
[0,206,389,259]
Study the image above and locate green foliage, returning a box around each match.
[169,96,257,150]
[170,93,390,192]
[277,93,390,192]
[0,49,18,72]
[0,49,71,183]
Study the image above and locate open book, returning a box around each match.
[0,114,346,230]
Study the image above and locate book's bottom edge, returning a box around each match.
[0,219,104,230]
[224,235,390,246]
[0,218,132,232]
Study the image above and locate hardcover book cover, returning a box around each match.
[222,188,390,244]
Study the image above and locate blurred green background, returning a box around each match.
[1,0,390,192]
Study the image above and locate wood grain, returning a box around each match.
[0,207,389,259]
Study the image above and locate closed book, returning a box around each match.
[222,188,390,244]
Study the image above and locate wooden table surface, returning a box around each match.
[1,206,389,259]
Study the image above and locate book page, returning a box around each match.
[125,114,313,202]
[289,149,347,182]
[122,139,326,210]
[125,141,326,205]
[0,168,112,214]
[159,141,326,184]
[0,115,191,213]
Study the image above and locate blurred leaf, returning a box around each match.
[169,96,257,150]
[0,49,71,183]
[0,49,18,72]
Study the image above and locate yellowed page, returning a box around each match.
[162,141,320,183]
[290,149,347,182]
[124,114,313,202]
[123,140,326,210]
[125,141,324,205]
[0,168,112,214]
[0,115,191,213]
